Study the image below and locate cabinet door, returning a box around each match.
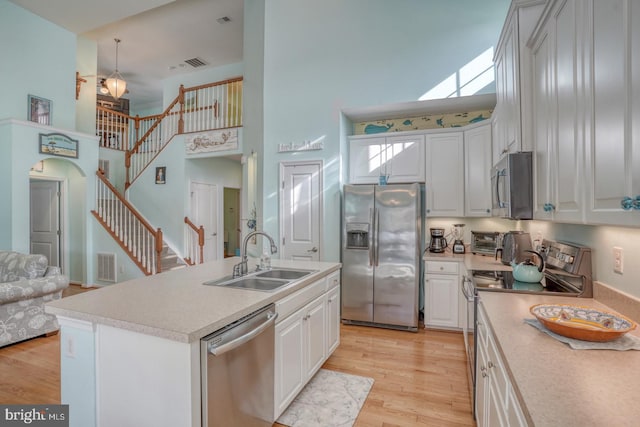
[304,296,326,378]
[425,273,459,329]
[385,134,425,183]
[326,285,340,355]
[425,132,464,217]
[348,137,386,184]
[274,312,305,417]
[464,124,492,216]
[532,0,583,223]
[586,0,640,226]
[476,338,489,427]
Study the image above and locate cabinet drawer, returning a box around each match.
[326,270,340,292]
[276,279,325,322]
[425,261,459,275]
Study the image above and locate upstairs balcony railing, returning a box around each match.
[96,77,243,189]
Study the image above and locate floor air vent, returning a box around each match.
[184,57,208,68]
[97,253,117,282]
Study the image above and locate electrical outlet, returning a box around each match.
[64,334,75,358]
[613,246,623,274]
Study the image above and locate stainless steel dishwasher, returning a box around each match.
[201,303,277,427]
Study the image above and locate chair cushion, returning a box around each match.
[0,252,48,283]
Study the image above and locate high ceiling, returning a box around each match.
[10,0,244,109]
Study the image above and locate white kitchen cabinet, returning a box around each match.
[476,304,527,427]
[425,132,464,217]
[326,272,340,355]
[584,0,640,226]
[464,123,492,217]
[529,0,583,223]
[424,260,460,329]
[493,1,545,166]
[348,133,425,184]
[275,293,326,418]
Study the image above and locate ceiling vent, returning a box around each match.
[184,57,208,68]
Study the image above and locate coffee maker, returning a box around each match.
[452,223,466,254]
[428,228,447,253]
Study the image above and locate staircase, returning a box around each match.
[94,77,243,276]
[160,243,187,272]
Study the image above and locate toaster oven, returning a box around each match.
[470,231,501,256]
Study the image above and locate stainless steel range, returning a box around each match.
[462,239,593,418]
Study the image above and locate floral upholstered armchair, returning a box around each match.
[0,251,69,347]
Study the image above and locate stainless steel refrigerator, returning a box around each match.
[341,183,421,331]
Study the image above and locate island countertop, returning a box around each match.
[480,292,640,427]
[45,258,341,343]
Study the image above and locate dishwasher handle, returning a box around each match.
[209,311,278,356]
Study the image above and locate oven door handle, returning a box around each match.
[461,276,475,301]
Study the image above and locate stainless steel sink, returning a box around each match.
[203,268,315,292]
[213,277,291,291]
[255,268,315,280]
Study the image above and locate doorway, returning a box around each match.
[30,179,62,269]
[223,188,241,257]
[279,161,323,261]
[190,182,219,261]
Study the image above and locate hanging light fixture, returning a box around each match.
[105,38,127,99]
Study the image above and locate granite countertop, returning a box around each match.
[45,258,340,344]
[480,292,640,427]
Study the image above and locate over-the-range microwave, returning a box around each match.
[491,152,533,220]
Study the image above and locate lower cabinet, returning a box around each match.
[274,272,341,419]
[476,304,528,427]
[424,260,460,329]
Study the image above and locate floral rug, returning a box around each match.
[277,369,374,427]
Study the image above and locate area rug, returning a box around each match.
[277,369,374,427]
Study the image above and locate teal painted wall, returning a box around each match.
[255,0,510,261]
[0,1,77,130]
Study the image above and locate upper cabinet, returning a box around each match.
[529,0,583,223]
[464,123,492,217]
[584,0,640,226]
[526,0,640,227]
[493,1,545,166]
[348,133,425,184]
[425,131,464,217]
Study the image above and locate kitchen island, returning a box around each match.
[479,292,640,427]
[45,258,341,427]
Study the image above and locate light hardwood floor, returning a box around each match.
[0,287,475,426]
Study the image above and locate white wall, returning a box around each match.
[253,0,511,262]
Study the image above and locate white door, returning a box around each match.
[190,182,218,261]
[280,161,322,261]
[30,179,61,268]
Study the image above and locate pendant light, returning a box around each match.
[105,38,127,99]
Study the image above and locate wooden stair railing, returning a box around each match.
[92,170,163,275]
[183,216,205,266]
[119,76,244,189]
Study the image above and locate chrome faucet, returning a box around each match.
[233,231,278,278]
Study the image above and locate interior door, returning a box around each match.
[280,161,322,261]
[191,182,219,261]
[30,179,61,268]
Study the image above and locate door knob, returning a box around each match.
[212,233,217,236]
[307,247,318,253]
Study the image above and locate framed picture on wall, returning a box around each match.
[155,167,166,184]
[28,95,51,125]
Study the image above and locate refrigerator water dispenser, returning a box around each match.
[346,223,369,249]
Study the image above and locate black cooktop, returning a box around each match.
[471,269,583,295]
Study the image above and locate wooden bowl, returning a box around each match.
[530,304,637,342]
